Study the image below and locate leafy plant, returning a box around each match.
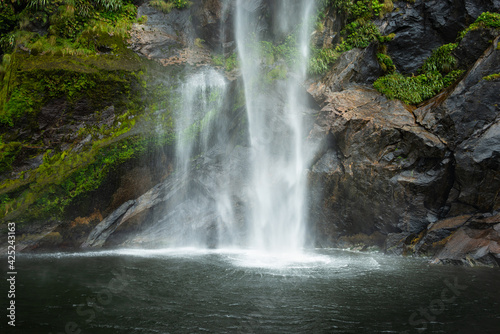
[309,47,340,75]
[374,72,444,105]
[373,69,464,105]
[420,43,457,73]
[336,19,381,52]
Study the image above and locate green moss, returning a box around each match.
[458,11,500,41]
[149,0,191,13]
[376,52,395,73]
[0,141,22,173]
[0,52,143,127]
[212,52,239,72]
[265,64,288,83]
[0,50,181,223]
[483,73,500,81]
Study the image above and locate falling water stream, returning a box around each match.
[236,0,316,252]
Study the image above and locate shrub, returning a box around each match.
[420,43,458,73]
[373,72,444,105]
[336,19,381,52]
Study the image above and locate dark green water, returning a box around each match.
[2,249,500,333]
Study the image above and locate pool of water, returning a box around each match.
[2,248,499,333]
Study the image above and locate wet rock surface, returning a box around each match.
[308,87,453,247]
[378,0,500,74]
[308,7,500,265]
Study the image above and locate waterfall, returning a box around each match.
[144,0,317,252]
[235,0,316,252]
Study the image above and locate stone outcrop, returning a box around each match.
[378,0,500,74]
[307,5,500,266]
[308,86,453,247]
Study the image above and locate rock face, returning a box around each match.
[308,5,500,265]
[321,44,385,92]
[308,87,453,247]
[414,35,500,214]
[378,0,500,74]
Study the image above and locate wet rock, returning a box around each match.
[322,43,384,93]
[191,0,233,52]
[414,215,472,256]
[128,3,192,59]
[454,28,500,69]
[414,36,500,217]
[81,200,136,248]
[432,226,500,267]
[378,0,500,74]
[311,8,343,49]
[308,87,453,244]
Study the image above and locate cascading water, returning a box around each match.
[149,68,241,248]
[145,0,317,252]
[235,0,317,253]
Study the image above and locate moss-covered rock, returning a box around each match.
[0,43,180,231]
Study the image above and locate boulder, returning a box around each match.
[322,43,384,93]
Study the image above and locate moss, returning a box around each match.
[212,52,239,72]
[376,52,395,73]
[483,73,500,81]
[0,51,143,127]
[265,64,288,83]
[0,48,180,224]
[0,141,22,173]
[374,42,464,104]
[457,11,500,41]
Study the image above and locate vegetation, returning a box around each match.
[457,11,500,40]
[376,52,395,73]
[149,0,190,14]
[212,52,238,72]
[374,43,464,104]
[373,71,462,105]
[0,1,181,222]
[373,10,499,105]
[309,0,395,75]
[0,58,177,221]
[1,1,140,58]
[483,73,500,81]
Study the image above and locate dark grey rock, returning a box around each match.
[378,0,500,74]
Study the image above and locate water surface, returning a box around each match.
[2,249,499,333]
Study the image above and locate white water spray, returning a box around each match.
[235,0,316,253]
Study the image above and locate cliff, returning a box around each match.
[0,0,499,267]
